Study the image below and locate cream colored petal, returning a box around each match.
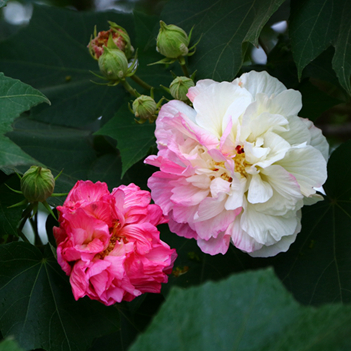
[247,173,273,204]
[234,70,286,97]
[276,145,327,197]
[300,118,329,161]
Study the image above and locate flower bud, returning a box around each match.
[156,21,189,59]
[21,166,55,203]
[169,76,194,101]
[98,47,128,81]
[88,22,134,60]
[132,95,157,120]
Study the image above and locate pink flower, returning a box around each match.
[53,181,176,306]
[145,71,328,257]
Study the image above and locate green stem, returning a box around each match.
[131,75,153,90]
[178,57,189,77]
[17,204,34,244]
[258,37,269,57]
[121,79,140,97]
[30,212,42,246]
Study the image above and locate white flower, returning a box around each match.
[145,71,328,257]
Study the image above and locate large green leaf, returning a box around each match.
[0,338,24,351]
[130,269,351,351]
[161,0,285,81]
[289,0,351,94]
[0,242,119,351]
[289,0,341,78]
[0,73,49,172]
[96,102,156,178]
[0,5,133,128]
[0,174,26,238]
[7,117,126,206]
[332,0,351,95]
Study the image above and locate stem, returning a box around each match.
[131,75,153,90]
[17,204,34,244]
[258,37,269,57]
[121,79,139,97]
[178,57,189,77]
[30,212,42,246]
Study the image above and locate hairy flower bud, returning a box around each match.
[132,95,157,120]
[156,21,189,59]
[21,166,55,203]
[88,22,134,60]
[98,47,128,81]
[169,76,194,101]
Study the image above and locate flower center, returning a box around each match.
[211,161,232,182]
[234,145,248,178]
[95,220,127,260]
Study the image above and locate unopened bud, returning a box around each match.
[21,166,55,203]
[132,95,157,120]
[88,22,134,60]
[156,21,189,59]
[169,76,194,101]
[98,47,128,81]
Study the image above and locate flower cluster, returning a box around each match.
[145,71,328,257]
[54,181,176,305]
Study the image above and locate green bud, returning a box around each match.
[132,95,157,120]
[98,47,128,81]
[169,76,194,101]
[156,21,189,59]
[21,166,55,203]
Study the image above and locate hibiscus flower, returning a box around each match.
[145,71,328,257]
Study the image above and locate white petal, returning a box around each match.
[228,217,263,253]
[244,141,270,164]
[241,199,300,244]
[261,165,303,199]
[303,193,324,206]
[248,210,301,257]
[194,82,244,138]
[271,89,302,116]
[276,145,327,197]
[235,71,286,97]
[277,116,311,147]
[300,118,329,161]
[210,177,231,198]
[247,173,273,204]
[225,175,247,210]
[221,92,252,134]
[255,132,291,168]
[187,79,217,103]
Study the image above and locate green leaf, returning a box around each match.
[130,268,351,351]
[0,73,49,172]
[332,0,351,95]
[0,5,133,127]
[299,81,341,122]
[7,116,97,205]
[0,0,9,8]
[0,174,27,238]
[290,0,351,94]
[96,102,156,177]
[253,140,351,305]
[161,0,285,80]
[0,338,24,351]
[289,0,341,79]
[0,242,119,351]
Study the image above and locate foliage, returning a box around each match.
[0,0,351,350]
